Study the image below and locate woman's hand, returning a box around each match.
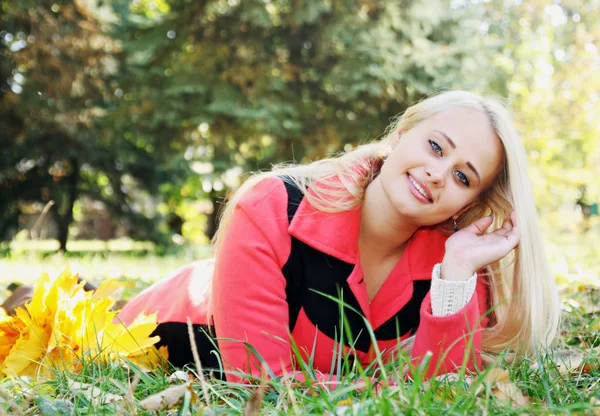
[441,211,520,281]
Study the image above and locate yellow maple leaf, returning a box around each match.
[101,314,161,357]
[0,267,163,378]
[92,278,123,300]
[1,319,50,377]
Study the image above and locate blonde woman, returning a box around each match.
[118,91,561,384]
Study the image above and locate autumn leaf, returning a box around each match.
[0,267,165,378]
[478,368,529,407]
[552,348,597,375]
[243,386,265,416]
[67,378,123,406]
[139,382,196,411]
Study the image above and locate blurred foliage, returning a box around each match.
[483,0,600,282]
[0,0,496,250]
[486,0,600,224]
[0,0,192,251]
[1,0,599,268]
[109,0,497,237]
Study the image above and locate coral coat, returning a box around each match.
[118,177,489,383]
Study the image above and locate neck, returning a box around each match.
[359,176,419,259]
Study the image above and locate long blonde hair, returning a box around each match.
[212,90,561,355]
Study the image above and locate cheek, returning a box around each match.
[439,188,477,212]
[381,156,408,179]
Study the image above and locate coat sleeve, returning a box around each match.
[410,273,489,379]
[211,177,338,387]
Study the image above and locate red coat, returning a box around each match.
[118,177,489,383]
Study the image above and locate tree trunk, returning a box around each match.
[57,158,79,252]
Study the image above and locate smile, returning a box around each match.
[407,174,433,203]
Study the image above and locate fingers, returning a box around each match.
[496,217,513,235]
[465,211,520,240]
[498,211,520,248]
[462,215,494,235]
[462,211,520,241]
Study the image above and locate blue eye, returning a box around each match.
[429,139,442,155]
[455,171,470,187]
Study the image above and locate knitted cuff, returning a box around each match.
[430,263,478,317]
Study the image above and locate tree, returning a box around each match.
[483,0,600,231]
[0,0,190,250]
[113,0,499,237]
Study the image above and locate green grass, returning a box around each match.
[1,312,598,415]
[0,247,599,415]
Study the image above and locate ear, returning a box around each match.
[391,129,405,149]
[453,200,479,219]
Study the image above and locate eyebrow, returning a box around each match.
[434,129,481,184]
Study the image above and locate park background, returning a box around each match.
[1,0,600,287]
[2,0,599,289]
[0,0,600,300]
[1,0,600,413]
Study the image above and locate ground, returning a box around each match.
[0,242,598,415]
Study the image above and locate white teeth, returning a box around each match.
[409,175,431,201]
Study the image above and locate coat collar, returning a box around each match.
[287,191,448,279]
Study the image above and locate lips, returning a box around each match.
[407,174,433,203]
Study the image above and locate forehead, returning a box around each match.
[419,107,505,185]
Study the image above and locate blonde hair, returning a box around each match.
[212,90,561,356]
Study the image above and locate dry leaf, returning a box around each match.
[476,368,528,406]
[67,379,123,406]
[139,382,195,411]
[421,372,463,390]
[493,382,529,407]
[243,386,265,416]
[422,373,469,404]
[168,370,191,383]
[552,349,596,375]
[483,368,510,385]
[591,397,600,415]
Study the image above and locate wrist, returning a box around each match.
[441,257,476,282]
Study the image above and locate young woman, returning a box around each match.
[117,91,561,384]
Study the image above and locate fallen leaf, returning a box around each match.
[168,370,191,383]
[335,398,353,407]
[475,368,528,406]
[548,348,598,375]
[139,382,195,411]
[243,386,265,416]
[67,379,123,406]
[493,382,529,407]
[422,372,463,390]
[483,368,510,385]
[591,397,600,415]
[0,268,162,378]
[422,373,469,404]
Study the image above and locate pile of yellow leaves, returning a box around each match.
[0,268,167,378]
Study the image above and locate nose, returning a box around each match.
[425,162,446,187]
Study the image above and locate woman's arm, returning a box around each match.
[411,273,489,379]
[211,177,338,386]
[410,213,518,379]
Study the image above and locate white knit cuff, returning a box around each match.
[430,263,478,316]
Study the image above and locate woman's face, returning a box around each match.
[378,106,505,227]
